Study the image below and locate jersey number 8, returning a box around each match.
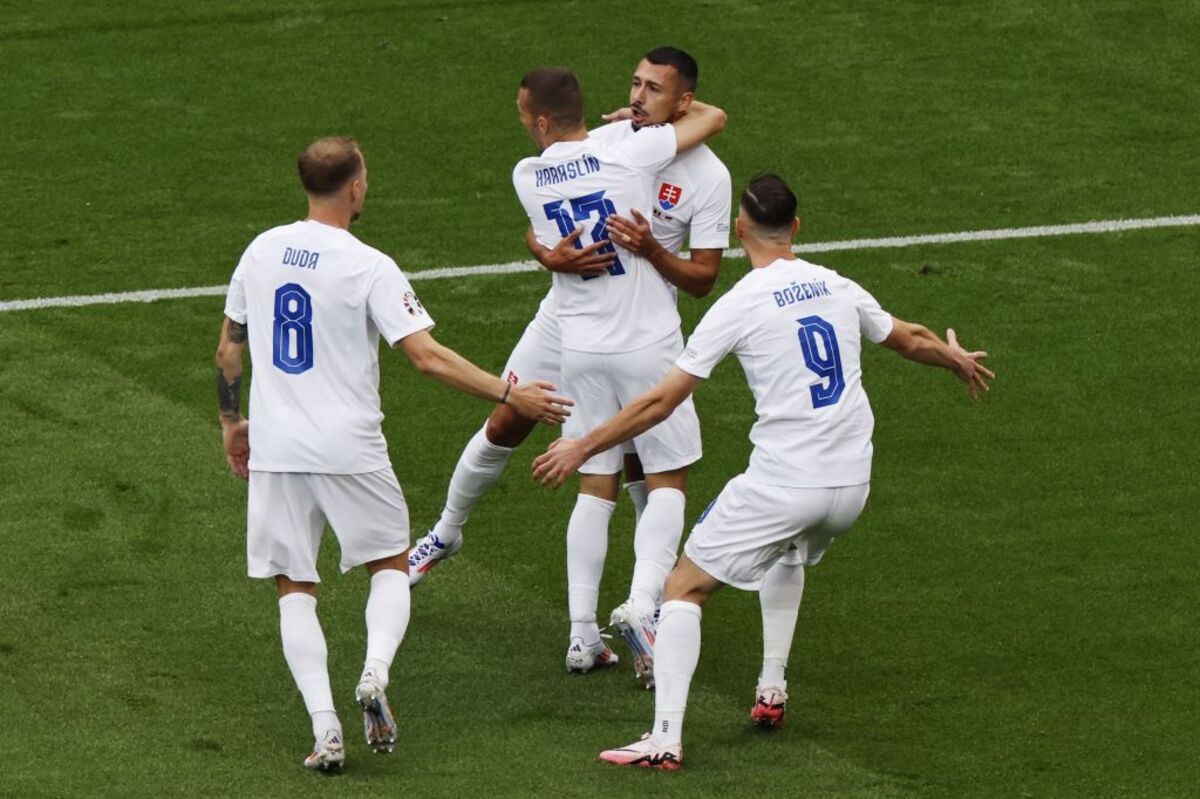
[796,315,845,408]
[273,283,314,374]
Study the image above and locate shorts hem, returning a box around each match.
[578,464,621,476]
[339,543,410,573]
[683,545,760,592]
[639,449,702,475]
[248,568,321,583]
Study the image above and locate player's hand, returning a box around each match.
[222,417,250,480]
[946,328,994,400]
[540,226,615,277]
[532,437,588,489]
[601,107,635,122]
[507,380,574,425]
[606,210,657,256]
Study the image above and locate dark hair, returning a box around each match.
[741,174,797,231]
[519,67,584,130]
[644,46,699,91]
[297,136,363,196]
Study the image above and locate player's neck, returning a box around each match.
[745,241,796,268]
[541,125,588,149]
[305,204,353,230]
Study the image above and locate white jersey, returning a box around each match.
[512,125,680,354]
[589,120,732,255]
[224,220,435,474]
[676,258,894,488]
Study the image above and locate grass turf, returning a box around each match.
[1,1,1197,796]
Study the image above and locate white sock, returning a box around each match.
[363,568,411,688]
[759,559,805,689]
[432,424,514,545]
[566,494,615,644]
[278,593,339,740]
[652,600,702,748]
[311,710,340,741]
[625,480,648,525]
[628,488,686,613]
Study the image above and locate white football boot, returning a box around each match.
[564,635,620,673]
[407,531,464,587]
[355,669,397,754]
[609,600,657,688]
[303,729,346,771]
[599,733,682,771]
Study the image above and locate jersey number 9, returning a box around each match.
[796,315,845,408]
[273,283,314,375]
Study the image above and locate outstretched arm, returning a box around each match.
[396,329,573,425]
[215,316,250,479]
[880,320,995,399]
[532,367,702,488]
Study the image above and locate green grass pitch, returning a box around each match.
[1,1,1197,796]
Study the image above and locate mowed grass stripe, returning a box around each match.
[2,213,1197,313]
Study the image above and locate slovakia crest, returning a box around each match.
[402,290,424,316]
[658,182,683,211]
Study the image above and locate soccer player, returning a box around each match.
[532,174,994,769]
[407,49,730,684]
[508,66,724,674]
[215,136,571,770]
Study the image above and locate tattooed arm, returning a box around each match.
[215,317,250,479]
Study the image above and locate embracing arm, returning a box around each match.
[532,367,702,488]
[396,329,572,424]
[215,316,250,478]
[605,208,721,298]
[644,246,721,298]
[671,100,727,153]
[525,225,614,277]
[880,319,995,399]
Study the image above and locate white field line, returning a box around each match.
[2,213,1197,314]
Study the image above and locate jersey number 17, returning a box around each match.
[542,190,626,280]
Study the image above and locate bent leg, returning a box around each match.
[362,555,411,688]
[429,407,533,546]
[652,555,725,747]
[567,474,619,645]
[758,554,805,689]
[627,468,689,612]
[276,577,340,742]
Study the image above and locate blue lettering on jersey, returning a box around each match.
[283,247,320,270]
[796,315,845,408]
[773,280,831,308]
[535,155,601,187]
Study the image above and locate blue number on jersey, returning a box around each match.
[273,283,314,374]
[796,315,845,407]
[542,190,626,280]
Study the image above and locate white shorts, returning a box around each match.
[247,468,410,582]
[502,307,562,387]
[684,474,870,591]
[563,330,702,475]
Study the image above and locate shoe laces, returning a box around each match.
[410,535,442,560]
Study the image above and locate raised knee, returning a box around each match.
[485,404,535,448]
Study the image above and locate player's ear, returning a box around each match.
[677,92,694,115]
[791,216,801,236]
